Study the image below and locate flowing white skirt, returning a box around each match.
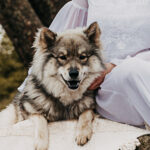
[96,51,150,127]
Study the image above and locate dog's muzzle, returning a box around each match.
[61,68,80,90]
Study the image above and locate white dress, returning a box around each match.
[87,0,150,127]
[18,0,150,127]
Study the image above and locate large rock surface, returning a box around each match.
[0,118,149,150]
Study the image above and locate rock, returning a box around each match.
[137,134,150,150]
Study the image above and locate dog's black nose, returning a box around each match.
[69,68,79,79]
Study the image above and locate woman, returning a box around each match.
[18,0,150,128]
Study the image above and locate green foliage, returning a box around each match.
[0,32,27,110]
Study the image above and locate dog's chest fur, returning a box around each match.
[14,75,95,122]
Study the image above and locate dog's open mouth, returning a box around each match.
[61,75,80,90]
[67,80,80,89]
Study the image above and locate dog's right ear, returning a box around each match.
[84,22,101,47]
[34,27,57,51]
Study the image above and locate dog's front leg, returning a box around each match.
[75,109,94,146]
[30,114,49,150]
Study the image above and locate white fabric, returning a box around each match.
[87,0,150,127]
[88,0,150,62]
[96,51,150,127]
[49,0,88,32]
[18,67,32,92]
[0,118,149,150]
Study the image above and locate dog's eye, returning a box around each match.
[59,55,67,60]
[79,55,87,60]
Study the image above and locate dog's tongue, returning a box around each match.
[68,81,80,90]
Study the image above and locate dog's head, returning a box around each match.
[33,22,105,90]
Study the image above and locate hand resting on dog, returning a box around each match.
[88,63,116,90]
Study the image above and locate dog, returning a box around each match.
[0,22,105,150]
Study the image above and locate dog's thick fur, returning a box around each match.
[0,22,105,150]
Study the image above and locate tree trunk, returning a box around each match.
[0,0,70,67]
[28,0,70,27]
[0,0,43,67]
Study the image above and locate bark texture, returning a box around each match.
[0,0,43,67]
[0,0,70,67]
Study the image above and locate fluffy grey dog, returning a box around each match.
[0,22,105,150]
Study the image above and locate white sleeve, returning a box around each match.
[49,0,88,32]
[17,67,32,92]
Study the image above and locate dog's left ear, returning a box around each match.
[84,22,101,47]
[36,27,57,50]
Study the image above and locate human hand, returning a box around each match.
[88,63,116,90]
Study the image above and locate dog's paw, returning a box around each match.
[75,127,92,146]
[34,137,48,150]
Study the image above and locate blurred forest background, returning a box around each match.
[0,0,69,110]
